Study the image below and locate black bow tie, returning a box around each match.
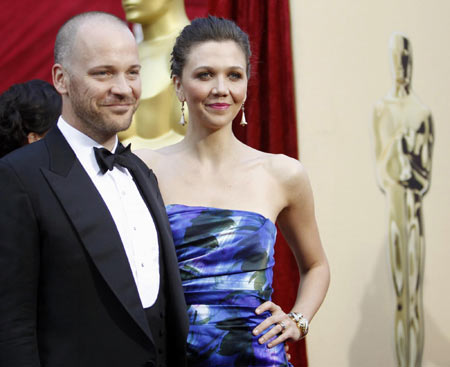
[94,143,132,174]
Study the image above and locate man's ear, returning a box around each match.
[27,132,44,144]
[52,64,68,95]
[172,75,185,102]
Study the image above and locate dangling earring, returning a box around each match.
[240,104,247,126]
[179,100,187,126]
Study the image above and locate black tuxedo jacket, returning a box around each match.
[0,127,188,367]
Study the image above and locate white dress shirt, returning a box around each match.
[58,117,159,308]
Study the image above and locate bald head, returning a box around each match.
[51,11,141,148]
[54,12,129,68]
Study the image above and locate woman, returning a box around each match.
[137,16,330,366]
[0,79,61,157]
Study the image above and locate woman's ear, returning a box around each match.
[172,75,185,102]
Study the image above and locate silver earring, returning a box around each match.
[179,101,186,126]
[240,104,247,126]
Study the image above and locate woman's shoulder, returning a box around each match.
[258,154,314,212]
[241,147,310,196]
[256,151,308,186]
[250,152,312,210]
[134,148,161,167]
[134,143,181,168]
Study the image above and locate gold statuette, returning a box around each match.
[120,0,190,149]
[372,32,434,367]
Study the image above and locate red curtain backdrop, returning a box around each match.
[0,1,206,93]
[0,0,305,365]
[207,1,306,366]
[185,0,209,18]
[0,0,126,93]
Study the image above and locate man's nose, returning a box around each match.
[111,74,133,95]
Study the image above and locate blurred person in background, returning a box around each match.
[0,79,61,157]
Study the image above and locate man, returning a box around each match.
[0,12,188,367]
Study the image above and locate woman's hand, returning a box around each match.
[252,301,301,348]
[285,344,291,361]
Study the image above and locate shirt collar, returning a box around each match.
[57,116,119,175]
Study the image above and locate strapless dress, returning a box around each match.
[166,204,291,367]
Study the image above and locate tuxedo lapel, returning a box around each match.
[124,156,172,251]
[128,155,191,347]
[129,168,165,232]
[40,127,153,343]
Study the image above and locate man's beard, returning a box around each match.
[69,82,137,140]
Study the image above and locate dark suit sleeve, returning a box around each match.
[0,161,41,366]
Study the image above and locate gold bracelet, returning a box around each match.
[288,312,309,338]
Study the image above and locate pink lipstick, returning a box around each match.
[207,103,230,110]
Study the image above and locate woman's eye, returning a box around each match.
[229,72,242,80]
[197,72,212,80]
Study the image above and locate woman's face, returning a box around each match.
[174,40,248,129]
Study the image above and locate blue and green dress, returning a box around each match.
[166,204,291,367]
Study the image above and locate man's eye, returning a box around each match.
[129,70,140,77]
[94,71,110,76]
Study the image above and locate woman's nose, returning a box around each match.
[212,76,228,96]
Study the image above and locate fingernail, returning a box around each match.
[268,343,272,348]
[253,329,258,335]
[255,308,260,314]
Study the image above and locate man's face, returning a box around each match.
[63,21,141,142]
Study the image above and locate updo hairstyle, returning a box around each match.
[170,15,251,78]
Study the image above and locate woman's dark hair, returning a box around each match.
[0,79,61,157]
[170,15,251,78]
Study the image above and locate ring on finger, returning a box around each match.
[278,321,286,332]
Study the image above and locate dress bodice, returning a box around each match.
[166,204,291,367]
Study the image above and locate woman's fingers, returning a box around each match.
[255,317,301,347]
[267,331,289,348]
[256,322,284,345]
[252,301,302,348]
[285,344,291,360]
[252,301,283,336]
[255,301,278,314]
[268,318,300,347]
